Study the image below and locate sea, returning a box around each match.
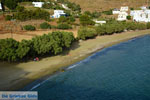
[23,35,150,100]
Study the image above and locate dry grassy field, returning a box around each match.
[69,0,149,11]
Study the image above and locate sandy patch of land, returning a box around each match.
[0,30,150,90]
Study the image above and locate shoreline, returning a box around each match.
[0,30,150,90]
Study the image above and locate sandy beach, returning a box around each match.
[0,30,150,90]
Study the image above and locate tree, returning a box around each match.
[91,11,101,18]
[84,11,91,16]
[61,32,74,48]
[16,6,25,12]
[32,34,53,55]
[58,16,68,23]
[136,23,147,30]
[57,23,72,29]
[4,0,18,10]
[42,2,53,9]
[130,8,134,10]
[77,27,97,40]
[16,40,31,59]
[0,38,19,61]
[96,25,106,35]
[24,25,36,31]
[79,14,95,26]
[127,15,131,20]
[147,22,150,29]
[69,16,75,22]
[40,22,51,29]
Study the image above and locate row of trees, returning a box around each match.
[9,7,50,21]
[0,31,75,61]
[77,21,150,40]
[23,22,72,31]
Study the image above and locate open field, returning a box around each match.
[0,29,78,41]
[69,0,149,11]
[0,29,150,90]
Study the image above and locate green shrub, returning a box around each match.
[136,23,147,30]
[42,2,53,9]
[84,11,91,16]
[125,22,137,30]
[58,16,68,23]
[147,22,150,29]
[127,15,131,20]
[57,23,72,29]
[79,14,95,26]
[51,25,57,29]
[40,22,51,29]
[69,16,76,22]
[91,11,101,18]
[77,27,97,40]
[66,1,81,12]
[5,15,12,21]
[58,16,76,24]
[96,25,106,35]
[102,9,113,15]
[130,8,134,10]
[24,25,36,31]
[16,6,25,12]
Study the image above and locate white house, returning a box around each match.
[130,10,143,16]
[140,6,147,10]
[117,12,128,21]
[131,9,150,22]
[120,6,129,12]
[51,10,66,18]
[94,20,106,26]
[0,3,2,10]
[116,6,129,21]
[32,2,44,8]
[112,8,120,14]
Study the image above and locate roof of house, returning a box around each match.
[113,8,120,11]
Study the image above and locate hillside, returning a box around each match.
[68,0,149,11]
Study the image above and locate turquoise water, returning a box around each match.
[29,35,150,100]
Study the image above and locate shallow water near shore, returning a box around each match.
[26,35,150,100]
